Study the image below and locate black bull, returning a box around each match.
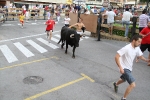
[58,26,85,58]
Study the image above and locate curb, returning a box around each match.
[101,32,129,41]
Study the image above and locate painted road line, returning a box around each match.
[31,23,37,24]
[26,40,47,53]
[0,45,18,63]
[24,73,95,100]
[0,31,60,43]
[84,36,89,39]
[80,38,83,41]
[37,38,59,49]
[14,42,34,58]
[81,73,95,82]
[51,37,59,43]
[54,34,60,38]
[2,24,14,26]
[0,56,58,71]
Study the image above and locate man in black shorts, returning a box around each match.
[137,21,150,66]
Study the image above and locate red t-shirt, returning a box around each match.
[140,27,150,44]
[46,20,55,31]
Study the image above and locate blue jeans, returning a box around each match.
[122,21,130,37]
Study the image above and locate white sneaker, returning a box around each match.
[22,26,23,28]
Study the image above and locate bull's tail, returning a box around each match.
[57,38,61,44]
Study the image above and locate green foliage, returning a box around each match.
[140,0,148,2]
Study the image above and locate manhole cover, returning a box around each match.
[23,76,43,84]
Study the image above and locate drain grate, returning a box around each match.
[23,76,43,84]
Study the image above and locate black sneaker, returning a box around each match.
[121,97,126,100]
[113,82,118,93]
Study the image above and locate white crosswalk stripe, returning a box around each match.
[51,37,59,43]
[26,40,47,53]
[0,34,89,63]
[54,34,60,38]
[0,45,18,63]
[37,38,59,49]
[14,42,35,58]
[1,24,14,26]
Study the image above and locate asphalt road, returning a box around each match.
[0,18,150,100]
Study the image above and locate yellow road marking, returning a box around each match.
[0,56,58,71]
[81,73,95,82]
[24,73,95,100]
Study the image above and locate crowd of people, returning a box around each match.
[1,3,150,100]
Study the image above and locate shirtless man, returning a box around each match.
[69,17,85,37]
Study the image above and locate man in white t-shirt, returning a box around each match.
[64,15,71,27]
[114,35,150,100]
[105,8,116,35]
[122,8,133,38]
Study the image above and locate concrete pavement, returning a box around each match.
[0,18,150,100]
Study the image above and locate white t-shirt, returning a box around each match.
[117,43,143,71]
[106,11,116,23]
[122,11,133,21]
[91,8,94,13]
[64,18,70,24]
[25,11,29,17]
[85,10,90,14]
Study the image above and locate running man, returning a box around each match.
[136,21,150,66]
[114,34,150,100]
[64,15,70,27]
[19,13,25,28]
[69,17,85,37]
[45,16,55,43]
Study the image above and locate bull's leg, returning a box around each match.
[65,43,68,54]
[72,46,76,58]
[61,42,65,49]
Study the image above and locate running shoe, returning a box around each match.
[113,82,118,93]
[121,97,126,100]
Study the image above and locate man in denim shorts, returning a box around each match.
[114,35,150,100]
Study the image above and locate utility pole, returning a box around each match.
[146,0,149,12]
[12,0,14,5]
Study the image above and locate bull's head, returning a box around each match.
[70,34,74,38]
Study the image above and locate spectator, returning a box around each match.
[84,8,90,14]
[139,9,149,32]
[94,7,98,14]
[91,7,94,14]
[25,10,30,22]
[56,10,60,22]
[137,21,150,66]
[122,8,133,38]
[105,8,116,35]
[133,10,138,16]
[47,10,51,20]
[100,6,105,12]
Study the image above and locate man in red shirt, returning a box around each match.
[45,16,55,43]
[138,21,150,66]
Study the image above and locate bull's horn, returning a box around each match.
[70,34,74,38]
